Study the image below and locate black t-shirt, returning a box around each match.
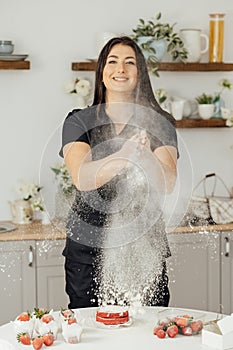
[60,105,179,264]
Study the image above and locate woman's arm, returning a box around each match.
[154,145,177,193]
[139,130,177,193]
[63,134,141,191]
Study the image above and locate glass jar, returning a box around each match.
[0,40,14,55]
[209,13,225,63]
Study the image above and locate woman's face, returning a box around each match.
[103,44,138,100]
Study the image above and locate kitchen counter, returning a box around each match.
[0,220,233,242]
[0,220,66,242]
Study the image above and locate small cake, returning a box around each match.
[96,306,129,326]
[61,316,83,343]
[13,311,34,337]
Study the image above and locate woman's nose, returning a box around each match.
[117,62,125,73]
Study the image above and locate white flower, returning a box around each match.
[15,180,44,212]
[16,180,42,201]
[31,197,44,211]
[64,77,91,98]
[226,116,233,127]
[51,163,75,195]
[154,88,168,104]
[75,79,91,97]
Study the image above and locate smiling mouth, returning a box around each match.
[113,77,128,81]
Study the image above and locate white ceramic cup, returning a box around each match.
[180,29,209,62]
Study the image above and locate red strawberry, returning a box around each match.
[181,326,193,336]
[153,326,163,335]
[41,314,54,323]
[176,317,189,327]
[43,332,54,346]
[156,329,166,338]
[68,317,77,325]
[191,320,203,334]
[17,332,31,345]
[32,336,44,350]
[167,325,179,338]
[17,311,31,321]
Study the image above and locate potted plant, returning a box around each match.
[131,12,188,76]
[195,93,215,119]
[195,79,232,119]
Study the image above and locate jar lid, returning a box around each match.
[0,40,13,45]
[209,13,225,18]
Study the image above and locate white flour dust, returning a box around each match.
[96,147,169,307]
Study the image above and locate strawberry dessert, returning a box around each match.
[96,306,130,326]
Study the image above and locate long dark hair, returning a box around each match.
[91,36,175,124]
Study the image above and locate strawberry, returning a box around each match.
[176,317,189,327]
[43,332,54,346]
[17,332,31,345]
[41,314,54,323]
[153,326,163,335]
[181,326,193,336]
[191,320,203,334]
[67,317,77,325]
[34,307,49,319]
[156,329,166,338]
[32,336,44,350]
[17,311,31,321]
[167,325,179,338]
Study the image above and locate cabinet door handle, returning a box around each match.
[225,237,230,257]
[28,245,34,267]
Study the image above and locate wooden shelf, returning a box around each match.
[175,118,227,128]
[149,62,233,72]
[0,61,30,70]
[72,61,233,72]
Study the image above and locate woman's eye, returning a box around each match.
[108,60,117,64]
[126,61,136,65]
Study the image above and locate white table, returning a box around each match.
[0,307,220,350]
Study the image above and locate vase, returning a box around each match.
[213,96,225,118]
[41,211,50,225]
[137,36,167,61]
[9,199,33,224]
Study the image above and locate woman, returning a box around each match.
[60,36,178,309]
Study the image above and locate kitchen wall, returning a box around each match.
[0,0,233,220]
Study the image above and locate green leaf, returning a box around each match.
[51,167,60,175]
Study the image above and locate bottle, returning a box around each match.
[209,13,225,63]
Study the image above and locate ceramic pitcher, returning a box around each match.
[180,29,209,62]
[9,199,33,224]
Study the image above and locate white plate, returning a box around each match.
[95,317,133,329]
[0,54,28,61]
[86,58,97,62]
[0,222,17,233]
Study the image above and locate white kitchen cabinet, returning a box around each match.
[0,241,36,325]
[221,232,233,315]
[167,232,221,313]
[36,240,69,310]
